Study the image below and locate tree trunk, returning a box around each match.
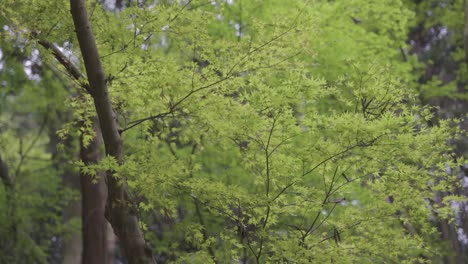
[47,116,83,264]
[80,118,108,264]
[464,0,468,64]
[62,201,82,264]
[0,156,17,263]
[69,1,154,263]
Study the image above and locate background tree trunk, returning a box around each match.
[464,0,468,64]
[0,156,17,263]
[47,114,83,264]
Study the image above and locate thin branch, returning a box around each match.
[100,38,133,59]
[169,0,193,22]
[302,145,357,178]
[225,30,291,77]
[193,198,217,263]
[309,202,337,235]
[302,135,383,178]
[36,39,91,94]
[271,181,294,202]
[271,135,383,206]
[0,156,13,188]
[245,235,259,263]
[225,0,311,77]
[258,115,276,261]
[122,75,234,133]
[14,110,49,178]
[240,51,302,75]
[265,117,277,197]
[300,167,339,243]
[121,112,171,133]
[171,75,233,111]
[308,217,381,248]
[329,174,367,198]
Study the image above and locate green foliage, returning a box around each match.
[0,120,78,263]
[0,26,78,263]
[0,0,463,263]
[402,0,466,101]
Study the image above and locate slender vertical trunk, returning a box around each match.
[69,1,154,263]
[61,200,82,264]
[464,0,468,64]
[61,178,82,264]
[80,118,108,264]
[0,157,17,263]
[107,223,118,264]
[115,0,125,10]
[48,118,83,264]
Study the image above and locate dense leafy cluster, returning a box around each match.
[0,0,464,263]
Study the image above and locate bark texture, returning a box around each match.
[69,1,154,263]
[80,119,108,264]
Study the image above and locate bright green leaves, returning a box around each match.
[299,0,416,95]
[68,0,460,261]
[2,0,462,262]
[401,0,466,101]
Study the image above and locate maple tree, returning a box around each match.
[0,0,465,263]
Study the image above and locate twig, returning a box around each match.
[37,38,92,94]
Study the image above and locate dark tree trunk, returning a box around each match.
[62,200,82,264]
[69,1,154,263]
[0,156,17,263]
[464,0,468,64]
[80,118,108,264]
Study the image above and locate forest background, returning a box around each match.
[0,0,467,263]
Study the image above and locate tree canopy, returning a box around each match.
[0,0,466,263]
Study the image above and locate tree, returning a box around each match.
[70,0,152,262]
[0,0,463,263]
[401,0,468,262]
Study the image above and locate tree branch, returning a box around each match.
[0,156,13,188]
[36,39,91,94]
